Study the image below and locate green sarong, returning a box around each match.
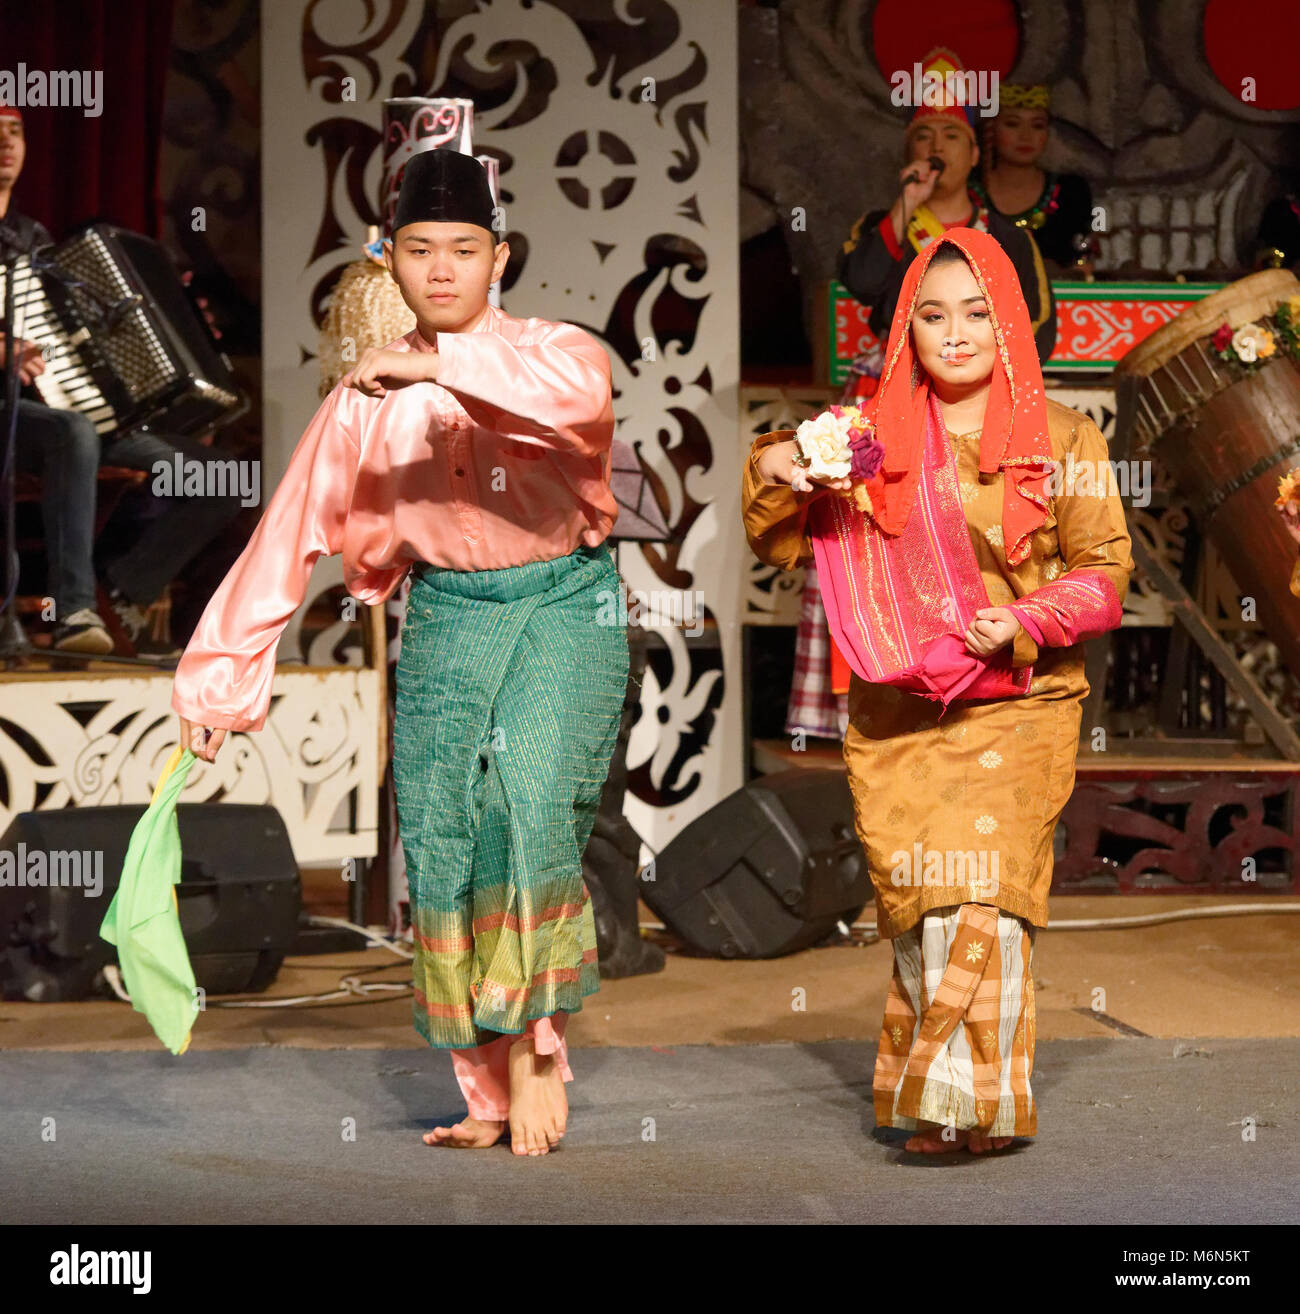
[393,541,629,1049]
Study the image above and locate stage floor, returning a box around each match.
[1,1036,1294,1224]
[1,895,1297,1050]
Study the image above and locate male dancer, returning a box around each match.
[173,148,627,1156]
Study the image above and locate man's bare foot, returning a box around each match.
[507,1036,568,1156]
[904,1125,969,1153]
[423,1116,506,1148]
[967,1132,1013,1154]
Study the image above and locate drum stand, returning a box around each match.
[1109,374,1300,760]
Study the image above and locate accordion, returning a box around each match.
[9,222,246,437]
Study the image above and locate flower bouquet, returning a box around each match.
[791,404,885,514]
[1210,320,1277,370]
[1271,295,1300,359]
[1275,466,1300,512]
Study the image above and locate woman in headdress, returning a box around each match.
[974,84,1095,276]
[743,228,1132,1153]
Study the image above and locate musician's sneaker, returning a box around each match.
[51,609,115,656]
[107,589,183,659]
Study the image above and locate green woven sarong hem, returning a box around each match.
[393,542,628,1050]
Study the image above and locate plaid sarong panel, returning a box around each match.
[785,564,848,740]
[392,543,628,1050]
[873,902,1037,1137]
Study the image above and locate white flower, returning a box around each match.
[794,411,852,479]
[1231,323,1266,363]
[978,750,1002,768]
[974,814,998,834]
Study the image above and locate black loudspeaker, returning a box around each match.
[0,804,302,1002]
[642,768,870,958]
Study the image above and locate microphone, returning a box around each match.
[902,155,945,187]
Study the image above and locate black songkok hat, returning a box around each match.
[392,149,497,238]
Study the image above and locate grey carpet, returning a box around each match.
[1,1037,1294,1224]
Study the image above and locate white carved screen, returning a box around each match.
[261,1,742,852]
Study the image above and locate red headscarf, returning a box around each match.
[855,227,1052,566]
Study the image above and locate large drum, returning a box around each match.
[1115,269,1300,679]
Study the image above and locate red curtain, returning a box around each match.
[0,0,175,240]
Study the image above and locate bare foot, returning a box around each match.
[423,1116,506,1148]
[507,1036,568,1156]
[967,1132,1013,1154]
[904,1124,969,1153]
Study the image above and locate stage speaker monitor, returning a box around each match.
[642,769,869,958]
[0,804,301,1002]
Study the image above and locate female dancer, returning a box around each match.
[743,228,1132,1154]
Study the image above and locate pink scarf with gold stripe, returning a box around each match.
[810,393,1032,709]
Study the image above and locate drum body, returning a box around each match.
[1115,271,1300,678]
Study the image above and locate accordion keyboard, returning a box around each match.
[9,254,117,434]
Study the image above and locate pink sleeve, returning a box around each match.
[170,389,360,732]
[434,321,614,458]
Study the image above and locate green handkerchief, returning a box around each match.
[100,745,200,1055]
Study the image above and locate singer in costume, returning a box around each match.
[840,49,1056,364]
[172,149,628,1157]
[743,229,1132,1153]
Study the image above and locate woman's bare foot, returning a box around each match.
[967,1132,1013,1154]
[423,1116,506,1148]
[904,1124,969,1153]
[507,1036,568,1156]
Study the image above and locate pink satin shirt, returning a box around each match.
[171,302,617,732]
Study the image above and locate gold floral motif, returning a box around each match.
[976,1100,987,1122]
[886,803,906,825]
[1029,677,1046,694]
[984,524,1005,548]
[982,1029,998,1050]
[1043,558,1061,581]
[965,939,986,963]
[1013,722,1039,741]
[978,750,1003,769]
[909,759,932,782]
[959,481,979,504]
[939,781,965,803]
[974,814,998,835]
[1013,784,1033,807]
[890,1024,904,1047]
[1015,1023,1025,1046]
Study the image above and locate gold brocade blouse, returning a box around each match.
[742,399,1135,694]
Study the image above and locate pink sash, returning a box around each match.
[809,395,1032,710]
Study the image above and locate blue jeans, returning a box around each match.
[14,400,244,614]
